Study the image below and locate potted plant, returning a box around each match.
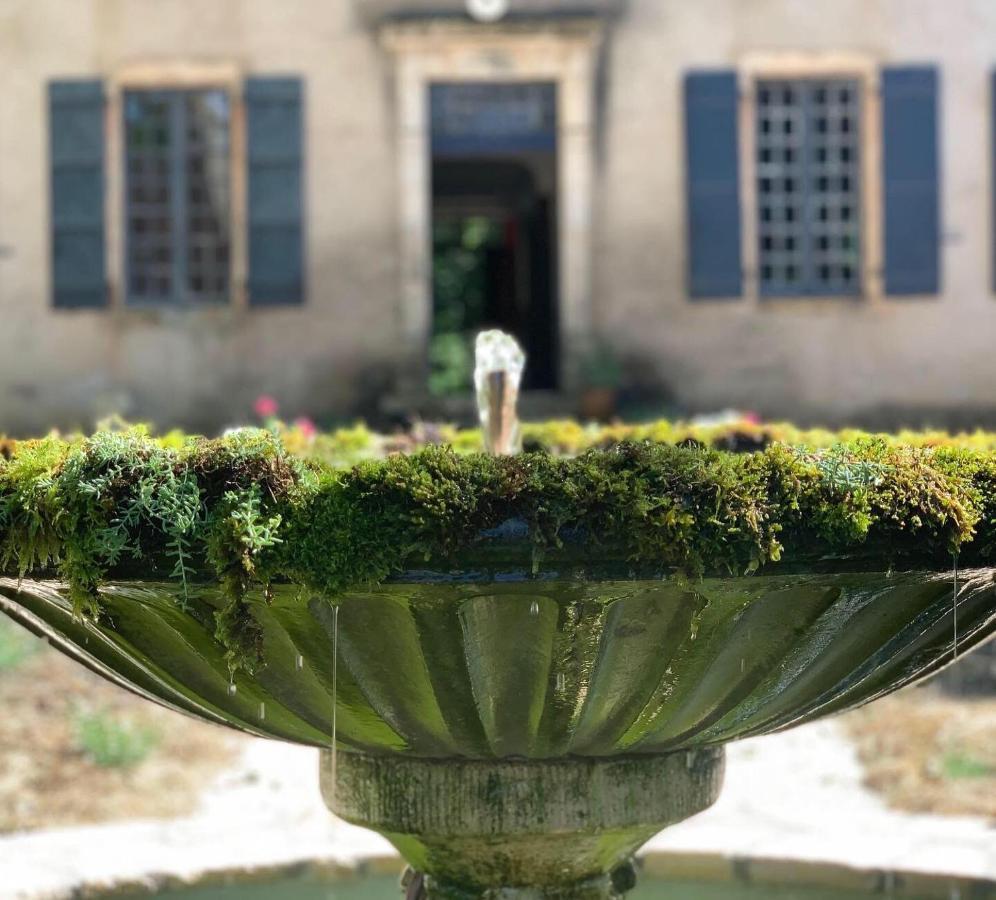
[579,340,623,421]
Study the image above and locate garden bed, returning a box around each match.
[843,688,996,818]
[0,617,238,833]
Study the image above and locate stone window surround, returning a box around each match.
[380,19,605,388]
[104,62,248,312]
[737,54,884,306]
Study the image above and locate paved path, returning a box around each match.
[3,720,995,898]
[645,720,996,879]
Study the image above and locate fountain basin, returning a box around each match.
[4,431,996,897]
[1,568,993,757]
[5,564,992,898]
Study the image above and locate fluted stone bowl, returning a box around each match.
[2,560,993,759]
[8,429,996,897]
[5,542,996,899]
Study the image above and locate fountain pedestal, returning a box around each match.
[321,747,725,899]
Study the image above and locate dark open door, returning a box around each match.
[429,82,558,390]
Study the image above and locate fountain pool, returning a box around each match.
[107,873,945,900]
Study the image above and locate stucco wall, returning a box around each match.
[596,0,996,425]
[2,0,996,431]
[0,0,399,432]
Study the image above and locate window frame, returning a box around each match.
[738,55,883,306]
[754,76,863,298]
[122,87,233,308]
[105,63,247,312]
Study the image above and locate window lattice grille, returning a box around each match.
[124,90,230,304]
[756,79,861,297]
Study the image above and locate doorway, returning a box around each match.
[429,82,558,391]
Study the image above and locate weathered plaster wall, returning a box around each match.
[3,0,996,430]
[0,0,399,432]
[596,0,996,425]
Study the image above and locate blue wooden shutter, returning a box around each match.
[684,71,742,299]
[246,77,304,306]
[49,80,106,308]
[882,66,940,295]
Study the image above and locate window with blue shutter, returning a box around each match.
[881,66,940,296]
[684,71,743,299]
[49,80,106,308]
[246,77,305,306]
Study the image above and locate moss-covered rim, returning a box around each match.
[2,428,995,672]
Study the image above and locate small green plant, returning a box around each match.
[0,617,39,672]
[579,341,623,389]
[428,332,474,397]
[808,445,888,492]
[74,709,159,769]
[941,751,995,780]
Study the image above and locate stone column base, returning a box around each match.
[320,748,725,899]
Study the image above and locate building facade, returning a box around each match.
[1,0,995,432]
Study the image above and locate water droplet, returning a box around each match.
[530,600,539,616]
[556,672,566,691]
[329,604,340,808]
[685,750,696,771]
[952,553,960,662]
[295,654,304,671]
[258,702,266,722]
[227,682,237,697]
[740,658,745,674]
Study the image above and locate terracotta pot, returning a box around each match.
[579,386,617,422]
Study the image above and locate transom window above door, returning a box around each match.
[124,89,231,305]
[755,78,862,297]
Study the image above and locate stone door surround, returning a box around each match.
[381,18,604,387]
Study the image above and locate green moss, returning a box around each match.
[1,429,992,672]
[0,428,301,671]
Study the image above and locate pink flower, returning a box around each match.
[293,416,317,439]
[742,411,762,425]
[253,394,279,419]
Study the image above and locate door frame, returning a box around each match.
[381,19,604,389]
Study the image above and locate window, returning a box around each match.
[124,89,231,304]
[755,79,861,297]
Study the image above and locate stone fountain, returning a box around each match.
[1,332,995,899]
